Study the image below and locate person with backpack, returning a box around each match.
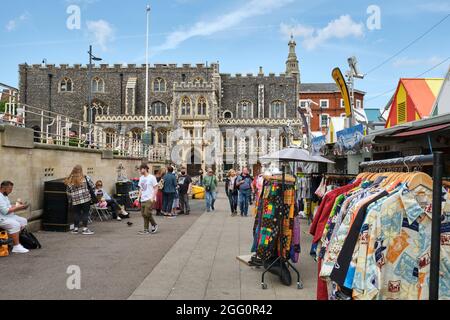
[65,165,96,235]
[177,167,192,215]
[0,181,30,254]
[236,167,254,217]
[202,168,218,213]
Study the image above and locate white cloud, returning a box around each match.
[392,56,444,68]
[86,20,115,51]
[280,15,365,50]
[154,0,294,52]
[5,12,30,32]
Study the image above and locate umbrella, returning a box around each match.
[260,147,335,164]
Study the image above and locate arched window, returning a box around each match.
[60,77,73,92]
[104,128,116,146]
[157,130,168,144]
[153,77,166,92]
[92,77,105,93]
[197,97,207,116]
[270,100,286,119]
[151,101,167,116]
[223,111,233,119]
[237,100,253,119]
[130,128,143,141]
[180,96,192,116]
[194,77,204,85]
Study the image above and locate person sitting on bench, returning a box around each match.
[94,180,126,221]
[0,181,30,254]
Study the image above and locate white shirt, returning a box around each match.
[139,174,158,202]
[0,193,12,216]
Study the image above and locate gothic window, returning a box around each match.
[157,130,168,144]
[153,77,166,92]
[194,77,204,85]
[104,128,116,146]
[180,96,192,116]
[151,101,168,116]
[237,100,253,119]
[197,97,207,116]
[130,128,143,141]
[91,77,105,93]
[270,100,286,119]
[60,77,73,92]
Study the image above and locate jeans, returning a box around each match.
[179,193,190,213]
[73,202,90,228]
[227,192,238,213]
[205,191,217,212]
[162,192,175,213]
[239,189,251,216]
[106,199,120,219]
[141,200,156,230]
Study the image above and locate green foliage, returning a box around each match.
[0,100,6,113]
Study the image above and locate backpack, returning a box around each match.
[19,229,42,250]
[0,231,13,257]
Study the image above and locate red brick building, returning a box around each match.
[299,83,365,133]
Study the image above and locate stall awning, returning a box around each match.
[392,123,450,137]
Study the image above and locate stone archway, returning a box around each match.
[184,146,203,177]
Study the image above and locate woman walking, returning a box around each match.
[225,169,238,216]
[203,168,218,213]
[154,169,165,216]
[65,165,96,235]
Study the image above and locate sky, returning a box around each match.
[1,0,449,109]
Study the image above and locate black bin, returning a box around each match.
[43,179,73,232]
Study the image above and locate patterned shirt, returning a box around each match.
[66,176,95,206]
[352,186,450,300]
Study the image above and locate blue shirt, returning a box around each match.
[0,193,12,216]
[163,173,177,194]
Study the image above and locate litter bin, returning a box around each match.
[43,179,73,232]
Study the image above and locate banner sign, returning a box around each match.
[311,135,326,156]
[336,124,364,155]
[332,68,352,118]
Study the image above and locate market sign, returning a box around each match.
[311,135,326,156]
[332,68,352,118]
[336,124,365,155]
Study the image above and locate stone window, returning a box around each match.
[223,111,233,119]
[92,77,105,93]
[59,77,73,92]
[270,100,286,119]
[197,97,207,116]
[104,128,116,146]
[151,101,168,116]
[180,96,192,116]
[237,100,253,119]
[194,77,204,85]
[153,77,166,92]
[130,128,143,141]
[157,130,168,144]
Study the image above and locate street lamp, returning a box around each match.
[88,45,102,125]
[142,4,152,157]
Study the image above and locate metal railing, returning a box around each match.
[0,101,146,158]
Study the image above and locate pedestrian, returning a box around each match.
[236,167,254,217]
[177,167,192,215]
[198,169,204,186]
[137,164,159,235]
[225,169,238,216]
[94,180,124,221]
[162,166,177,217]
[0,181,30,253]
[203,168,218,213]
[154,169,165,216]
[64,165,96,235]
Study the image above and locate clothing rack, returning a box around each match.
[261,163,303,290]
[359,152,444,300]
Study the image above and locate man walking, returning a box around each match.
[203,168,218,213]
[236,167,254,217]
[138,164,159,235]
[177,168,192,215]
[162,166,177,216]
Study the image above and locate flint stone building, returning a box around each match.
[19,38,304,176]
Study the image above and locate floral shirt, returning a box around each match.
[352,186,450,300]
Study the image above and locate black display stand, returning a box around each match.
[261,162,304,290]
[359,152,444,300]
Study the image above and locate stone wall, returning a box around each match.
[0,124,145,231]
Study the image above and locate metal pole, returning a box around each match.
[430,151,443,300]
[145,4,150,133]
[88,45,92,124]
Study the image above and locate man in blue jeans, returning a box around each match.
[236,167,254,217]
[162,166,177,216]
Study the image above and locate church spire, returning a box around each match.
[286,34,300,82]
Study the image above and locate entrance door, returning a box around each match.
[187,147,202,177]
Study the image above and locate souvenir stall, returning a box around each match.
[253,147,334,290]
[310,152,448,300]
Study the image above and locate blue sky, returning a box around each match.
[1,0,449,109]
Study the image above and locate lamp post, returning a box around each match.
[87,45,102,124]
[142,4,152,158]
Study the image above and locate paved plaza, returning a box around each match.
[1,188,317,300]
